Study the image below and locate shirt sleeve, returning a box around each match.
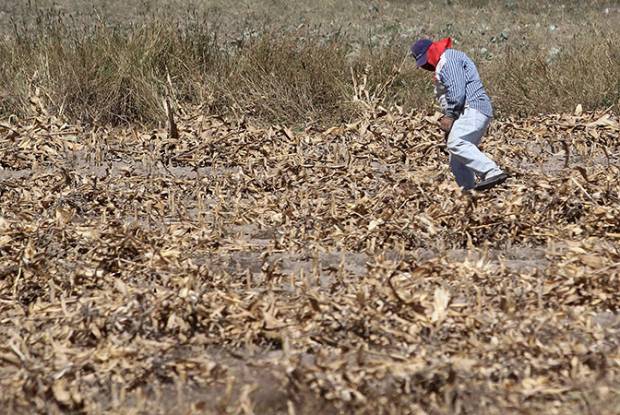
[438,57,467,118]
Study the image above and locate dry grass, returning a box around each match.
[0,0,618,125]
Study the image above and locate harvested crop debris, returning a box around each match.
[0,109,619,414]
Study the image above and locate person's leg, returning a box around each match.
[449,156,476,190]
[446,108,503,180]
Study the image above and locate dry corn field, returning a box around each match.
[0,104,619,414]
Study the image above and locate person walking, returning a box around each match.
[411,37,508,191]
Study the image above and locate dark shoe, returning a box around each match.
[474,172,508,191]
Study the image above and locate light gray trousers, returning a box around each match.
[446,108,503,190]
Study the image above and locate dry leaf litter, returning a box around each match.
[0,106,619,414]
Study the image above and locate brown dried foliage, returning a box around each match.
[1,1,619,126]
[0,105,619,413]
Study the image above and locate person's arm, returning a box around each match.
[438,57,467,119]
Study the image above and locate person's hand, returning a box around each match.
[439,116,454,133]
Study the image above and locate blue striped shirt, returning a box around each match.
[434,49,493,118]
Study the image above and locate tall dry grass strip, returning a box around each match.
[0,1,618,125]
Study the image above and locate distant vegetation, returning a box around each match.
[0,0,618,125]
